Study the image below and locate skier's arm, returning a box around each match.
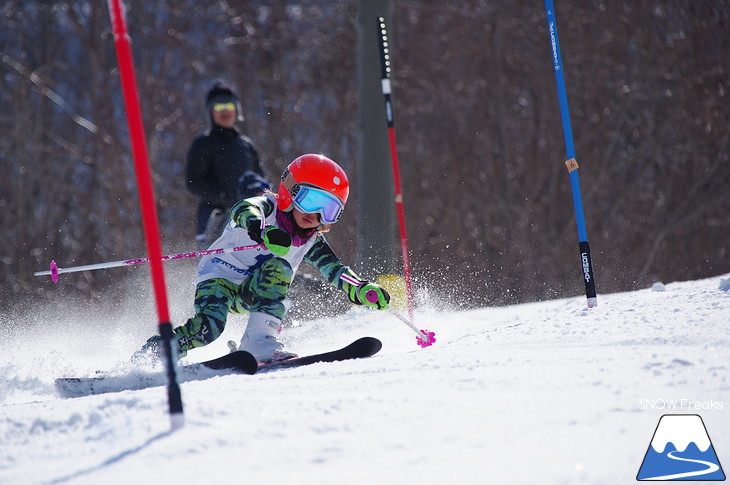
[230,197,290,256]
[305,236,390,310]
[231,196,275,230]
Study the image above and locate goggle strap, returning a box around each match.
[281,170,300,198]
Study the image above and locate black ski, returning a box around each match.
[55,337,381,398]
[55,371,168,398]
[258,336,382,371]
[198,336,382,372]
[55,353,257,397]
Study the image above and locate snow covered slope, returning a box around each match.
[1,274,728,485]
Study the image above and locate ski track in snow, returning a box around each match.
[1,274,728,485]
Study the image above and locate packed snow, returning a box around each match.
[1,272,728,485]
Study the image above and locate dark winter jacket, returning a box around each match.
[185,125,264,207]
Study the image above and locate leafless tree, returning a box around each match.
[1,1,727,317]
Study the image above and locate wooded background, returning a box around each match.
[1,1,727,316]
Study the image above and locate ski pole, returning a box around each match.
[543,0,598,308]
[341,273,435,347]
[376,17,415,320]
[34,243,264,282]
[387,308,436,348]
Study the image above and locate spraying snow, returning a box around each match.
[1,273,728,484]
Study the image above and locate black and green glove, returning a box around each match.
[347,281,390,310]
[249,226,291,257]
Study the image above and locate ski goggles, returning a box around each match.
[212,102,236,112]
[291,185,344,224]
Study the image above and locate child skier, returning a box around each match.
[135,154,390,364]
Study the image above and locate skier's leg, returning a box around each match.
[173,278,239,353]
[234,257,298,362]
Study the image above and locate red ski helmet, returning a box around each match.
[278,154,349,226]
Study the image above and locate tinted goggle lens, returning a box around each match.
[292,186,343,224]
[212,102,236,112]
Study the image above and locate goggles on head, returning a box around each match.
[212,102,236,112]
[291,185,344,225]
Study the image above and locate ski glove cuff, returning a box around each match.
[347,281,390,310]
[249,226,291,257]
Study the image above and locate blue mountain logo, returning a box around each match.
[637,414,725,481]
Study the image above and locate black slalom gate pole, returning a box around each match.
[543,0,598,308]
[376,16,415,319]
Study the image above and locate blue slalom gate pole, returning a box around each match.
[544,0,598,307]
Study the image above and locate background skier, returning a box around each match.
[186,82,270,249]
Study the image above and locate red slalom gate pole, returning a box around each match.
[376,17,415,320]
[108,0,183,429]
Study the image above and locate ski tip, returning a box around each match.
[200,350,258,374]
[355,336,383,355]
[416,329,436,348]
